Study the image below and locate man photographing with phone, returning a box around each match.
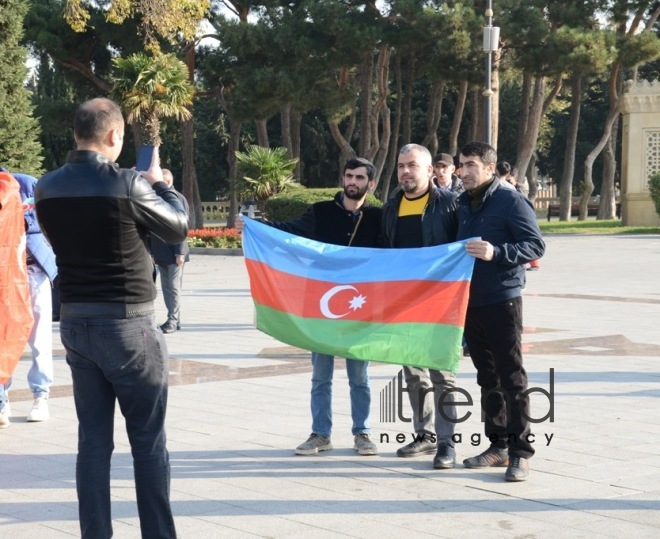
[35,97,187,538]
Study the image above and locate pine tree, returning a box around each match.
[0,0,43,174]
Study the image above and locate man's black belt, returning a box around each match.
[60,302,155,319]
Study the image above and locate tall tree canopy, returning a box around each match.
[0,0,43,174]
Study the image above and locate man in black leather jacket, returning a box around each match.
[381,143,460,470]
[36,98,187,539]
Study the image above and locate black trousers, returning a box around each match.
[464,296,535,458]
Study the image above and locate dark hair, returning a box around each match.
[460,141,497,166]
[74,98,124,142]
[496,161,511,177]
[344,157,376,180]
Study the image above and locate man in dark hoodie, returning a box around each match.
[457,141,545,482]
[237,157,382,457]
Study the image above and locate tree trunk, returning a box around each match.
[468,86,480,142]
[491,48,501,150]
[598,121,618,220]
[255,119,269,148]
[516,71,532,158]
[359,50,374,157]
[380,53,402,202]
[181,118,203,228]
[226,118,242,228]
[181,43,203,228]
[369,46,392,187]
[329,118,357,184]
[280,103,292,155]
[580,60,623,220]
[580,110,618,220]
[448,79,467,157]
[559,74,582,221]
[291,108,302,181]
[401,52,415,145]
[421,78,445,156]
[513,75,545,181]
[527,155,537,202]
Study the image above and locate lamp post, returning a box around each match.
[483,0,499,146]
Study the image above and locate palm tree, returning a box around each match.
[234,146,299,210]
[111,52,194,145]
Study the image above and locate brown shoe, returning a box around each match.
[463,446,509,468]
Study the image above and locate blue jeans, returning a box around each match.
[60,315,176,539]
[27,265,53,397]
[310,352,371,437]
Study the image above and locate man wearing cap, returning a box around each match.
[433,153,464,194]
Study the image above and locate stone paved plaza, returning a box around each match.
[2,234,660,538]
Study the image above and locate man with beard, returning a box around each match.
[236,157,381,456]
[381,144,460,469]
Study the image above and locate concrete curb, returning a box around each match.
[189,247,243,256]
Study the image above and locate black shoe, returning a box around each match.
[463,446,509,468]
[176,322,181,330]
[505,456,529,481]
[433,444,456,469]
[160,321,177,334]
[396,438,437,458]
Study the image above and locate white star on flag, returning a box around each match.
[349,294,367,311]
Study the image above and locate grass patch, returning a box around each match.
[540,219,660,235]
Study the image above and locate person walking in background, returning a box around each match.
[381,144,460,469]
[237,157,381,457]
[0,171,33,429]
[457,141,545,482]
[151,169,190,334]
[0,169,57,423]
[35,97,188,538]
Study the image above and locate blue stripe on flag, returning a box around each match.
[242,218,474,284]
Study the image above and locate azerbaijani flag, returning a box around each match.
[242,218,474,373]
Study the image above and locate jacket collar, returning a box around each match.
[66,150,119,169]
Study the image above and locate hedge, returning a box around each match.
[264,187,382,221]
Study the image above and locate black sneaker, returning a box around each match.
[160,321,177,334]
[463,446,509,468]
[505,456,529,481]
[432,444,456,469]
[396,438,437,458]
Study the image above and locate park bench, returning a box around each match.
[546,197,621,221]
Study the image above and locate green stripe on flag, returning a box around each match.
[255,303,463,373]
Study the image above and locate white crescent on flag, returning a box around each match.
[319,285,358,319]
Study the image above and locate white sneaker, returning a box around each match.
[4,401,11,417]
[27,397,49,422]
[0,407,9,429]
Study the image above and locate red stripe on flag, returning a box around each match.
[246,259,469,325]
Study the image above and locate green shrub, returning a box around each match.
[264,188,382,221]
[649,173,660,218]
